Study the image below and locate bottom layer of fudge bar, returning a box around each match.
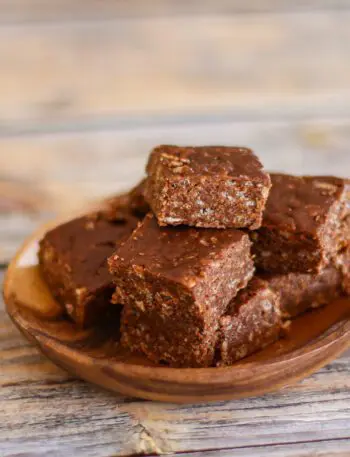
[217,279,282,366]
[265,248,350,319]
[121,305,220,367]
[109,213,254,367]
[39,213,137,328]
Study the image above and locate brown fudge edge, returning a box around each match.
[144,145,271,230]
[38,213,136,328]
[109,215,255,367]
[217,279,283,366]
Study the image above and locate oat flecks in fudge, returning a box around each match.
[265,248,350,318]
[98,179,149,221]
[144,145,271,229]
[252,174,350,274]
[217,278,282,366]
[39,213,137,328]
[108,213,255,367]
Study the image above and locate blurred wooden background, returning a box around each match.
[1,0,350,262]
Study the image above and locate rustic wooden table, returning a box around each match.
[1,1,350,456]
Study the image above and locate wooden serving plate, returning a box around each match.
[3,221,350,403]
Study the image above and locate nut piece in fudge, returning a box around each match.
[144,145,271,229]
[265,247,350,319]
[108,213,255,367]
[217,278,282,366]
[39,213,137,328]
[252,174,350,274]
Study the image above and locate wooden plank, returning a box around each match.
[1,0,350,23]
[1,117,350,264]
[2,118,350,184]
[0,269,140,457]
[1,11,350,126]
[1,269,350,457]
[167,442,350,457]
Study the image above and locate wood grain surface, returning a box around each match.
[1,1,350,455]
[1,0,350,23]
[1,10,350,127]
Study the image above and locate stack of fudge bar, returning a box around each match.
[39,146,350,367]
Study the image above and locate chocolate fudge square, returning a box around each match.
[144,145,271,229]
[217,278,282,366]
[109,213,254,367]
[39,213,137,328]
[265,248,350,318]
[253,174,350,274]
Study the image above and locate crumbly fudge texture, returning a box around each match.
[39,213,137,328]
[265,248,350,318]
[217,279,282,366]
[252,174,350,274]
[109,213,254,367]
[144,145,271,229]
[99,179,149,221]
